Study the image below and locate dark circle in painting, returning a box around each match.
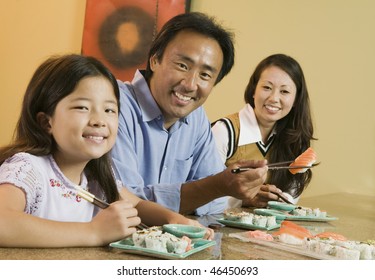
[98,6,154,69]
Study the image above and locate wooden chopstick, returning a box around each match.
[75,185,149,230]
[231,163,318,173]
[267,161,294,167]
[76,186,110,209]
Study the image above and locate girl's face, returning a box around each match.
[253,66,297,128]
[46,76,118,169]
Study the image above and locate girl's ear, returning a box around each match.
[36,112,52,133]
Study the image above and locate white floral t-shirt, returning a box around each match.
[0,152,104,222]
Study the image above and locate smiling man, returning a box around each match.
[112,12,268,216]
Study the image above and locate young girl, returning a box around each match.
[0,54,211,247]
[212,54,316,208]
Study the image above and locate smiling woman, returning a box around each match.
[212,54,316,209]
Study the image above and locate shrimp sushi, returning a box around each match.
[289,147,317,174]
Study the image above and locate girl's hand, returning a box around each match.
[89,200,141,245]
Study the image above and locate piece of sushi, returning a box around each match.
[266,216,277,227]
[239,212,254,224]
[223,211,253,224]
[273,221,312,245]
[132,226,162,247]
[164,232,191,254]
[289,147,317,174]
[253,215,267,227]
[246,230,274,241]
[334,246,360,260]
[314,232,347,241]
[145,234,168,253]
[292,207,307,216]
[132,226,192,254]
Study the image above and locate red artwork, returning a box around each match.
[82,0,190,81]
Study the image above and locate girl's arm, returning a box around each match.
[0,183,140,247]
[119,187,214,239]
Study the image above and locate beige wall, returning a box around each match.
[1,0,374,198]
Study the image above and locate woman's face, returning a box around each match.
[253,66,297,128]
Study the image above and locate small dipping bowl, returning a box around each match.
[162,224,206,239]
[267,201,297,212]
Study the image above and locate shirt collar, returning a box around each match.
[131,70,189,126]
[238,104,277,146]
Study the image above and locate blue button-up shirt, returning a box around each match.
[111,70,227,216]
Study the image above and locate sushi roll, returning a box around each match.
[312,208,321,217]
[266,215,277,227]
[145,234,168,253]
[132,226,162,247]
[223,211,253,224]
[315,241,335,255]
[334,246,360,260]
[239,212,254,224]
[253,215,267,227]
[303,238,319,251]
[132,226,192,254]
[164,232,190,254]
[223,211,241,221]
[292,207,307,216]
[357,243,372,260]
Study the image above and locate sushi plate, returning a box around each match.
[254,208,338,222]
[228,232,339,260]
[109,238,216,260]
[216,218,281,231]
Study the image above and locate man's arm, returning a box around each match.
[180,160,268,214]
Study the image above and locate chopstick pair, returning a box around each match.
[75,185,149,230]
[76,185,110,209]
[231,162,319,174]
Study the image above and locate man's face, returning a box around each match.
[149,30,223,129]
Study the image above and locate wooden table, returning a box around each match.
[1,192,374,260]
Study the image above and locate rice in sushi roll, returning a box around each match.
[132,227,192,254]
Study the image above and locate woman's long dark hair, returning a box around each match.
[245,54,316,197]
[0,54,120,202]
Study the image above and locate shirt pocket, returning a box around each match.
[173,154,194,181]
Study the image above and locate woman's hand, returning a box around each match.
[241,184,282,208]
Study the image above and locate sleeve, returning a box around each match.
[0,153,43,214]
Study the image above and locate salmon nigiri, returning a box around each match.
[289,147,317,174]
[272,221,313,245]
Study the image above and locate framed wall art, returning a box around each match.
[82,0,190,81]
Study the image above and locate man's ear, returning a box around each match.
[149,55,158,71]
[36,112,52,133]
